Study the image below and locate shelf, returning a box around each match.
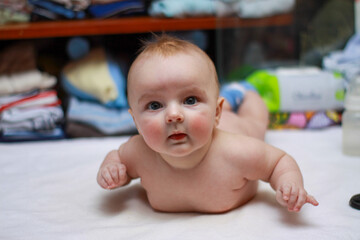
[0,14,293,40]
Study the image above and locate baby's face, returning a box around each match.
[128,52,222,166]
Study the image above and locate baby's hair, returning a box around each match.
[129,33,219,90]
[139,33,203,57]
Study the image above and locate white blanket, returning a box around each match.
[1,126,359,240]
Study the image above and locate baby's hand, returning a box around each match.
[276,183,319,212]
[97,163,128,190]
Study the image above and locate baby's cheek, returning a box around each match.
[140,120,164,145]
[190,114,212,136]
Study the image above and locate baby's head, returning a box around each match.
[127,34,219,105]
[127,34,223,168]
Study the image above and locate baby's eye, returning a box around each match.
[147,101,162,110]
[184,96,197,105]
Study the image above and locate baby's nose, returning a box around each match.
[166,106,184,123]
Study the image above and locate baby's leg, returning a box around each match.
[218,83,268,140]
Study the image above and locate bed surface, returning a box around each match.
[1,126,359,240]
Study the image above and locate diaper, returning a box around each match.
[220,81,257,112]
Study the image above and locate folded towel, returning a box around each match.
[149,0,216,18]
[88,0,145,18]
[0,70,56,96]
[62,48,128,109]
[0,106,64,132]
[28,0,86,19]
[0,90,60,112]
[0,127,65,142]
[67,97,136,135]
[234,0,295,18]
[323,33,360,82]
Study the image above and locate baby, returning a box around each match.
[97,35,319,213]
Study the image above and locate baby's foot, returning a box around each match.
[220,81,257,111]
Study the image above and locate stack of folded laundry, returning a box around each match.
[88,0,146,18]
[148,0,295,18]
[0,42,65,142]
[0,0,31,25]
[323,33,360,85]
[28,0,90,20]
[61,47,137,138]
[27,0,146,20]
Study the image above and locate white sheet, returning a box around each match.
[1,126,359,240]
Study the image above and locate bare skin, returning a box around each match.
[97,38,318,213]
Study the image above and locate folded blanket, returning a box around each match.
[48,0,90,11]
[0,106,64,132]
[0,70,56,96]
[234,0,295,18]
[0,90,60,112]
[66,97,136,135]
[0,127,65,142]
[149,0,216,18]
[88,0,145,18]
[28,0,86,19]
[149,0,295,18]
[62,48,128,109]
[0,0,30,24]
[323,33,360,82]
[0,90,39,106]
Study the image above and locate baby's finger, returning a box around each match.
[102,170,115,188]
[306,195,319,206]
[281,185,291,201]
[293,190,307,212]
[288,186,299,210]
[109,166,120,184]
[98,176,109,189]
[276,190,287,207]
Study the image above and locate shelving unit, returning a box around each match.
[0,13,295,140]
[0,14,293,40]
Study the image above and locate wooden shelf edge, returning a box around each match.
[0,14,293,40]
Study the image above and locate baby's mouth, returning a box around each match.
[169,133,187,141]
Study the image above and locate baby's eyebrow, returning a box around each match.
[138,92,158,104]
[137,86,207,104]
[183,86,208,99]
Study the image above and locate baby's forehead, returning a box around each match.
[128,49,219,92]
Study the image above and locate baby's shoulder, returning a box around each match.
[215,129,261,148]
[120,135,154,160]
[213,130,266,162]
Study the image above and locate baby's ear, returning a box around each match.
[215,97,224,126]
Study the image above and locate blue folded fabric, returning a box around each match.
[88,0,145,18]
[0,127,65,142]
[149,0,216,18]
[28,0,85,19]
[67,97,136,135]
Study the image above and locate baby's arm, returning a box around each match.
[242,138,318,212]
[97,147,131,190]
[266,150,319,212]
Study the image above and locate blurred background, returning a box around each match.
[0,0,358,141]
